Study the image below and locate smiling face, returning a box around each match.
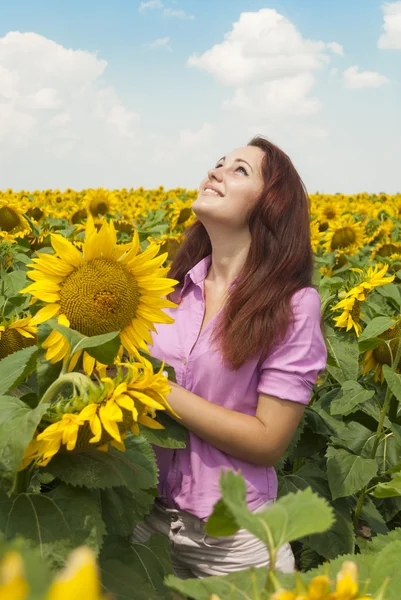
[192,145,265,230]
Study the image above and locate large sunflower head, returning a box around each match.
[20,356,175,468]
[0,317,37,360]
[371,240,401,261]
[323,217,366,253]
[361,320,401,383]
[21,217,178,367]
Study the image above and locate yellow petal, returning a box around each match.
[30,304,61,325]
[51,234,83,268]
[138,415,165,429]
[83,352,96,377]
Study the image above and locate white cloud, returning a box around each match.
[187,8,341,121]
[153,123,215,165]
[163,8,194,20]
[223,73,321,118]
[344,65,389,88]
[327,41,344,55]
[378,1,401,49]
[29,87,61,109]
[187,9,338,86]
[0,31,140,187]
[144,36,172,51]
[138,0,163,12]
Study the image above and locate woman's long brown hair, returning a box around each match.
[168,135,315,370]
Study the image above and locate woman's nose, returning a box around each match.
[207,166,223,181]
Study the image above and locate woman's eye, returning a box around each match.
[236,166,248,175]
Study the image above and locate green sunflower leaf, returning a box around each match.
[0,345,38,395]
[0,484,106,570]
[206,471,334,553]
[330,380,375,416]
[0,395,48,491]
[99,534,174,600]
[326,446,378,500]
[44,435,157,493]
[372,472,401,498]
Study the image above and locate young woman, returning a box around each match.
[134,135,327,578]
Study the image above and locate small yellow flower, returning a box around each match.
[46,546,105,600]
[0,551,29,600]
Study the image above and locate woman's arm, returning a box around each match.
[165,381,305,467]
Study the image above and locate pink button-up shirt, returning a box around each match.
[149,254,327,520]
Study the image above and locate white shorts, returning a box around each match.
[132,499,295,579]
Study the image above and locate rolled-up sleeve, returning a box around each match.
[257,287,327,405]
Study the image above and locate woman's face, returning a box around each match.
[192,145,265,230]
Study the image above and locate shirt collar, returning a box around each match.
[181,254,212,296]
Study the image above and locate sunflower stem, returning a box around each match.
[39,373,94,406]
[354,336,401,531]
[12,468,30,494]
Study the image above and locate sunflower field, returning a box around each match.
[1,187,401,599]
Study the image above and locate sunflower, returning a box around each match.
[331,295,364,336]
[371,240,401,261]
[330,264,395,337]
[310,220,323,253]
[20,356,175,468]
[85,189,113,217]
[169,197,195,230]
[0,317,37,360]
[0,200,22,232]
[21,217,178,368]
[147,232,184,261]
[361,320,401,383]
[271,560,372,600]
[323,216,366,253]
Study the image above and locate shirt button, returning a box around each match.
[182,358,187,366]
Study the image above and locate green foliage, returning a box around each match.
[44,435,157,493]
[0,395,48,491]
[100,534,174,600]
[0,345,38,395]
[141,412,188,448]
[0,484,105,569]
[206,471,334,555]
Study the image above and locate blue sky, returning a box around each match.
[0,0,400,193]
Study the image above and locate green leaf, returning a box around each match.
[383,364,401,404]
[2,270,29,295]
[100,534,174,600]
[360,497,389,535]
[206,471,334,551]
[373,472,401,498]
[330,421,375,457]
[326,446,378,500]
[0,484,106,569]
[325,331,359,384]
[47,320,120,364]
[36,348,62,396]
[330,380,375,416]
[206,499,240,537]
[361,527,401,554]
[0,395,48,491]
[44,435,157,493]
[167,568,273,600]
[140,412,187,448]
[375,283,401,307]
[0,346,38,395]
[306,508,354,560]
[100,487,155,536]
[358,316,396,351]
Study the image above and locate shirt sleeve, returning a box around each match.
[257,287,327,405]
